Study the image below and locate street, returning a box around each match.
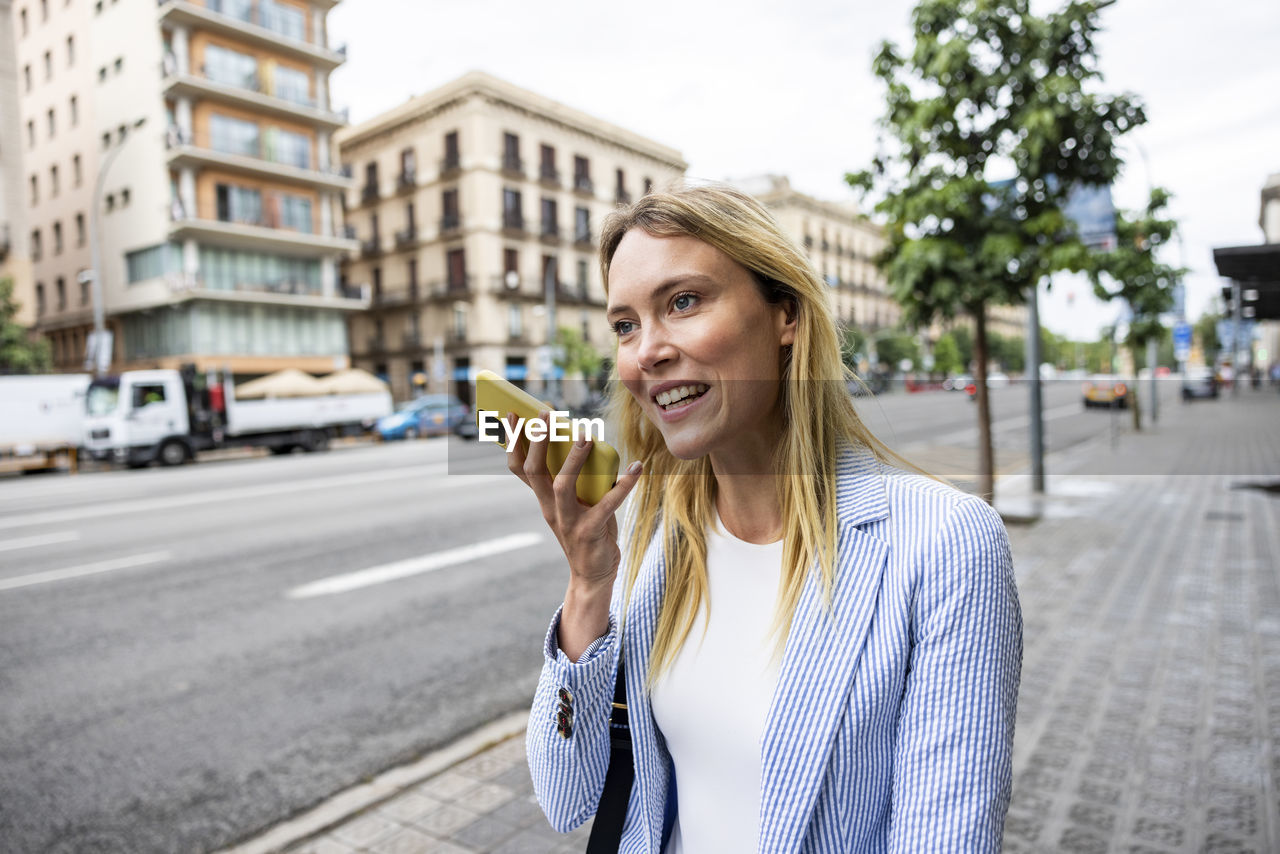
[0,382,1200,852]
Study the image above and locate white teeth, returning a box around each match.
[655,384,708,409]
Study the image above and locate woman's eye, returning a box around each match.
[612,320,636,336]
[672,292,697,311]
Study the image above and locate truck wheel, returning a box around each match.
[298,429,330,452]
[158,440,189,467]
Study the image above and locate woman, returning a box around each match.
[508,184,1021,852]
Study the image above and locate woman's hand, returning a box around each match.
[505,411,643,659]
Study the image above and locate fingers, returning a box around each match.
[552,437,596,519]
[590,459,644,519]
[503,412,529,485]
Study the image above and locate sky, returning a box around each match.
[328,0,1280,342]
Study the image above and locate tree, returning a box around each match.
[0,277,52,374]
[933,332,963,375]
[1089,187,1181,429]
[1195,309,1221,361]
[840,324,868,373]
[875,331,921,372]
[554,325,603,382]
[849,0,1145,502]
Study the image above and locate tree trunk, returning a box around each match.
[1130,344,1142,431]
[974,305,995,504]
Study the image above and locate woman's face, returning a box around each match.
[606,229,795,467]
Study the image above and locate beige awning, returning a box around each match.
[315,368,390,395]
[235,369,326,399]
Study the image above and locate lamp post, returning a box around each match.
[84,116,147,376]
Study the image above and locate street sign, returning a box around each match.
[1173,322,1192,361]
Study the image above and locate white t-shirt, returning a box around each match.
[649,513,784,854]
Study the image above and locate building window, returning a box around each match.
[66,35,74,66]
[29,174,38,205]
[540,144,557,183]
[27,121,35,148]
[23,64,31,92]
[44,50,52,80]
[31,229,41,260]
[371,266,382,299]
[574,207,591,244]
[573,155,592,194]
[80,274,89,305]
[69,95,77,126]
[114,56,123,74]
[204,43,258,90]
[105,193,115,211]
[73,154,82,186]
[47,108,55,138]
[20,8,27,36]
[273,129,311,169]
[36,283,45,315]
[56,276,66,309]
[216,183,262,225]
[260,0,305,41]
[541,197,558,238]
[399,147,415,183]
[503,247,519,286]
[443,130,459,171]
[502,188,523,231]
[452,305,466,339]
[542,254,558,293]
[40,0,47,20]
[98,65,106,82]
[209,113,259,158]
[281,195,313,232]
[508,303,522,338]
[76,213,85,246]
[50,165,58,197]
[577,259,589,294]
[53,222,62,254]
[615,168,629,204]
[273,65,310,105]
[101,132,110,149]
[447,248,467,292]
[441,188,459,231]
[121,188,131,207]
[644,177,653,196]
[502,132,522,175]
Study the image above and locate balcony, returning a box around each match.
[615,189,632,206]
[366,337,385,356]
[502,213,525,236]
[158,1,347,69]
[165,126,351,191]
[540,222,561,244]
[397,170,417,193]
[448,327,467,344]
[439,214,462,235]
[361,183,379,204]
[573,176,594,196]
[160,57,345,129]
[426,277,472,299]
[160,273,368,311]
[439,155,461,178]
[395,226,417,248]
[373,288,413,308]
[539,168,560,188]
[573,229,593,248]
[402,331,422,351]
[342,224,357,239]
[167,201,358,257]
[502,156,524,178]
[361,236,382,257]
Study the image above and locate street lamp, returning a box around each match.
[84,116,147,375]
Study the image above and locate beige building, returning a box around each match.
[336,71,686,404]
[12,0,359,376]
[0,0,37,328]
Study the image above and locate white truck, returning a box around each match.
[82,367,392,467]
[0,374,92,473]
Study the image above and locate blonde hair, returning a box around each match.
[600,182,915,686]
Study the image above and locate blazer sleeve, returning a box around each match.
[888,494,1022,852]
[526,603,620,833]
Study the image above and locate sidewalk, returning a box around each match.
[227,390,1280,854]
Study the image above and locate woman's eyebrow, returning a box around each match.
[606,274,715,319]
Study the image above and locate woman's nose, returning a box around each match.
[635,325,677,372]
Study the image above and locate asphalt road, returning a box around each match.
[0,381,1177,853]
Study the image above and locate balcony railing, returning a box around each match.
[201,0,326,49]
[397,170,416,192]
[402,331,422,350]
[502,156,524,177]
[502,213,525,234]
[166,125,346,178]
[342,224,357,239]
[361,236,381,257]
[166,273,323,298]
[427,277,472,298]
[361,183,379,204]
[395,227,417,247]
[615,189,632,206]
[366,337,385,355]
[573,176,594,195]
[573,229,593,247]
[539,168,560,187]
[164,53,328,111]
[439,214,462,234]
[439,155,461,176]
[540,222,561,242]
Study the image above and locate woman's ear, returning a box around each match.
[777,298,798,348]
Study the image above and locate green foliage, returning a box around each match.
[554,326,602,379]
[948,324,974,368]
[932,332,963,375]
[1195,310,1221,356]
[874,332,921,371]
[0,277,52,374]
[988,332,1026,373]
[1089,187,1183,349]
[840,325,868,372]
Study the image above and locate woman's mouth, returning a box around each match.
[655,383,709,411]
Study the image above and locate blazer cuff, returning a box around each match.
[543,603,617,668]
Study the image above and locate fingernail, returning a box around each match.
[626,461,642,475]
[576,438,588,448]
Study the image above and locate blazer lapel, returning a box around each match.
[758,446,891,852]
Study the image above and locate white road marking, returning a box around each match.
[0,465,503,532]
[0,531,81,552]
[0,551,171,593]
[287,532,545,599]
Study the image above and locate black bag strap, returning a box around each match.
[586,655,633,853]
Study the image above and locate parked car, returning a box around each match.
[1082,375,1129,409]
[944,374,972,392]
[1181,366,1220,400]
[375,394,468,440]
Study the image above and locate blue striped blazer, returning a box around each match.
[527,444,1022,852]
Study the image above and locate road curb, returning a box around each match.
[214,710,530,854]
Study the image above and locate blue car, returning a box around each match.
[376,394,468,440]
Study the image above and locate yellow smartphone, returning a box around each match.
[474,370,620,506]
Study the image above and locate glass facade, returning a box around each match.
[272,64,310,105]
[261,0,305,41]
[198,246,321,295]
[205,44,258,90]
[210,113,259,158]
[126,243,183,283]
[267,128,310,169]
[280,194,313,232]
[121,302,347,361]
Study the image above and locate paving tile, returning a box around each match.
[330,811,401,848]
[411,803,481,838]
[450,813,519,851]
[417,770,481,803]
[377,790,447,825]
[367,824,442,854]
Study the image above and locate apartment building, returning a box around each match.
[0,0,36,327]
[12,0,359,376]
[336,71,686,403]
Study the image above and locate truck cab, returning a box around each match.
[84,370,192,467]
